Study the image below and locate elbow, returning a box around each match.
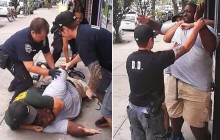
[54,98,64,111]
[57,99,64,110]
[163,36,171,43]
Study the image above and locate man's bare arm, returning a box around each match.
[173,18,205,59]
[43,52,55,69]
[62,37,71,63]
[19,125,43,132]
[137,16,162,33]
[199,25,217,53]
[163,21,183,43]
[67,121,101,137]
[53,97,64,116]
[87,61,102,92]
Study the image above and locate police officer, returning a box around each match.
[51,11,112,127]
[0,17,61,102]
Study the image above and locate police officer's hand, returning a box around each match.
[48,67,61,79]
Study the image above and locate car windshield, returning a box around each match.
[122,15,135,21]
[0,1,7,6]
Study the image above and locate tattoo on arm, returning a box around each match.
[88,61,102,91]
[173,45,187,60]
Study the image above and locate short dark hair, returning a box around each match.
[30,17,49,34]
[73,6,85,16]
[186,1,197,11]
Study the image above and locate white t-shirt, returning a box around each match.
[164,25,217,91]
[42,68,82,134]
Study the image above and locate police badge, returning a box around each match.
[25,44,32,53]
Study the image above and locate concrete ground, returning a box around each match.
[0,6,111,140]
[113,30,213,140]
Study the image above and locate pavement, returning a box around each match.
[0,6,111,140]
[113,30,213,140]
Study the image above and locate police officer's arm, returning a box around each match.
[173,18,205,60]
[43,52,55,69]
[23,61,50,76]
[86,61,102,95]
[62,37,71,63]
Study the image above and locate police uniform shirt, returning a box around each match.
[76,24,112,72]
[0,27,50,62]
[126,50,175,107]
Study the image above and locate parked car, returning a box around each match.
[0,0,11,16]
[120,14,137,30]
[0,0,20,16]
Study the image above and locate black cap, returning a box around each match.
[172,13,182,22]
[51,10,76,33]
[134,25,155,43]
[5,101,37,130]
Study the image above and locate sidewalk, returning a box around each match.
[113,33,213,140]
[0,6,111,140]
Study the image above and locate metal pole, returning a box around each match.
[213,0,220,139]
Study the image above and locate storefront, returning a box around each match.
[83,0,111,29]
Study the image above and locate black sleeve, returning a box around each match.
[42,37,50,54]
[155,50,175,70]
[78,40,97,66]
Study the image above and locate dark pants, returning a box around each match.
[52,36,77,64]
[52,36,63,63]
[7,59,33,102]
[127,104,166,140]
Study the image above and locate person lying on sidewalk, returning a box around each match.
[4,68,101,137]
[126,18,206,140]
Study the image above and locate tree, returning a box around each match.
[113,0,133,43]
[149,0,156,19]
[172,0,178,15]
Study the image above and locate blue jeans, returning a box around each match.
[96,68,112,95]
[127,104,166,140]
[101,82,112,118]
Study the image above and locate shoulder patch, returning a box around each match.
[25,44,32,53]
[14,91,27,101]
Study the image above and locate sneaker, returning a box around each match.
[68,68,85,79]
[95,117,109,128]
[167,133,185,140]
[8,83,15,92]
